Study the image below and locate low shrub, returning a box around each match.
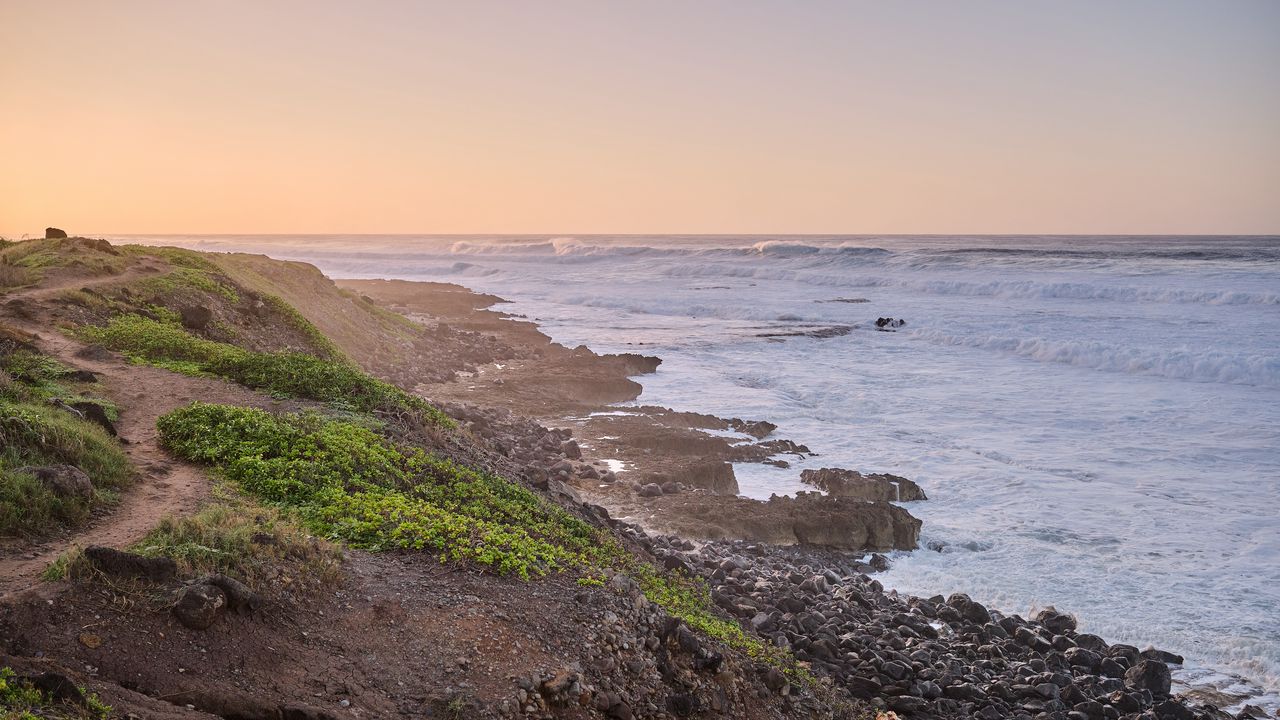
[79,314,452,426]
[159,402,605,578]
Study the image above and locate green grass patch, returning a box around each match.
[158,402,603,578]
[134,266,240,304]
[0,666,110,720]
[78,314,452,425]
[118,244,219,272]
[0,396,131,536]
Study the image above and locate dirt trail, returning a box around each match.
[0,268,283,599]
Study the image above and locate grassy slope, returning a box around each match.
[1,237,805,680]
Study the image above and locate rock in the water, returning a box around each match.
[800,467,928,502]
[173,583,227,629]
[45,227,68,239]
[83,545,177,581]
[17,465,93,499]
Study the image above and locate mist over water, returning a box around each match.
[111,234,1280,709]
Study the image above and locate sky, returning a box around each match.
[1,1,1278,236]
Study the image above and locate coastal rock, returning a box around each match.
[1124,659,1172,697]
[16,464,93,499]
[799,467,927,502]
[45,227,68,239]
[637,483,664,498]
[68,401,117,436]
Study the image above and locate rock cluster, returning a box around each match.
[637,536,1239,720]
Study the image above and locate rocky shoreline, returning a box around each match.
[344,279,1268,720]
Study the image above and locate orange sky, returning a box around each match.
[2,1,1278,235]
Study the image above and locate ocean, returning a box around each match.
[109,234,1280,711]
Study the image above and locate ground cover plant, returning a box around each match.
[78,314,453,426]
[0,351,130,536]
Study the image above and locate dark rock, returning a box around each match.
[16,464,93,499]
[561,439,582,459]
[172,583,227,630]
[68,401,117,436]
[180,306,213,330]
[1035,606,1078,634]
[763,667,788,692]
[665,694,700,716]
[637,483,664,498]
[45,227,68,239]
[28,673,86,705]
[1124,659,1172,697]
[84,545,177,581]
[73,344,115,362]
[198,573,261,613]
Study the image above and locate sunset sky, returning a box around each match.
[2,1,1278,236]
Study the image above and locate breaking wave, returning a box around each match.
[910,329,1280,387]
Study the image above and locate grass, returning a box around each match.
[0,400,131,536]
[78,314,453,426]
[0,238,126,277]
[158,402,602,578]
[0,666,110,720]
[0,349,131,536]
[44,492,341,587]
[134,266,240,304]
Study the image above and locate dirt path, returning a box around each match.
[0,268,283,599]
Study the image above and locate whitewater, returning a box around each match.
[111,234,1280,711]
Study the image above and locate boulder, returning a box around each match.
[45,227,68,239]
[1124,659,1171,697]
[198,573,261,613]
[637,483,664,498]
[172,583,227,629]
[17,465,93,499]
[68,401,117,436]
[180,306,213,330]
[561,439,582,459]
[83,545,177,581]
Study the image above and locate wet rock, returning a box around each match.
[17,464,93,499]
[83,545,177,581]
[1035,606,1078,634]
[172,583,227,630]
[800,467,928,501]
[1124,659,1172,697]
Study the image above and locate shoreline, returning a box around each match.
[339,277,1274,717]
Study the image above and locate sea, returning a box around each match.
[108,234,1280,712]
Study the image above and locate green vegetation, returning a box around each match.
[79,314,452,425]
[0,238,126,278]
[134,266,240,303]
[118,243,219,272]
[0,399,131,535]
[0,346,130,536]
[0,667,110,720]
[44,493,341,586]
[159,402,601,577]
